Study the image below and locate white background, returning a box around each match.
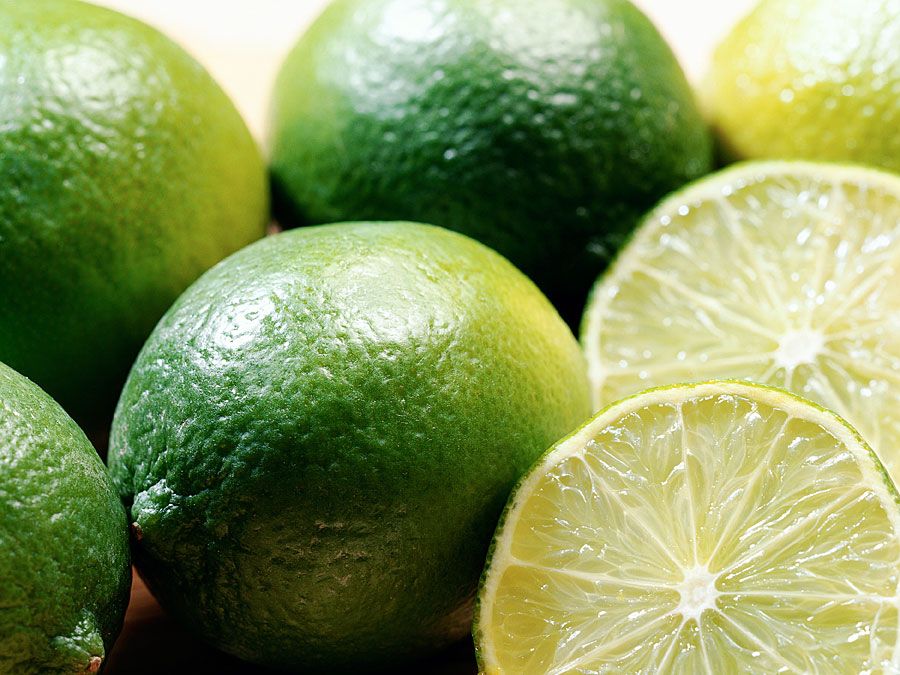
[93,0,757,139]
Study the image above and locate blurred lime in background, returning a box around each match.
[705,0,900,172]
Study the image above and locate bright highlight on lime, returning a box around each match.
[0,0,268,430]
[583,162,900,485]
[476,381,900,673]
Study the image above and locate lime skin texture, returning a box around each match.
[268,0,713,324]
[0,361,131,674]
[108,221,592,670]
[0,0,269,433]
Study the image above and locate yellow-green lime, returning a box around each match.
[0,0,268,432]
[704,0,900,172]
[0,361,131,673]
[582,162,900,486]
[476,381,900,673]
[108,222,591,670]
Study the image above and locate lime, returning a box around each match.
[108,222,591,670]
[476,381,900,673]
[705,0,900,172]
[582,162,900,486]
[0,361,131,674]
[268,0,712,322]
[0,0,268,432]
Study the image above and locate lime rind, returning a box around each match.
[475,380,900,674]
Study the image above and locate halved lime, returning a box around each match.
[475,381,900,673]
[582,162,900,485]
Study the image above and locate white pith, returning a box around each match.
[674,564,720,623]
[774,329,824,369]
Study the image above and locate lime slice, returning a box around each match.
[475,381,900,673]
[582,162,900,485]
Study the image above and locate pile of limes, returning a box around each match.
[2,0,900,673]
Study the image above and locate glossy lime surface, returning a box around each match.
[476,381,900,673]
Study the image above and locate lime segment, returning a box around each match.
[476,382,900,673]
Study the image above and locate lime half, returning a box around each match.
[582,161,900,485]
[476,381,900,673]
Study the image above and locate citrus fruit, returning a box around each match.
[0,0,268,432]
[0,361,131,674]
[476,381,900,673]
[268,0,712,323]
[107,222,591,669]
[705,0,900,172]
[582,162,900,486]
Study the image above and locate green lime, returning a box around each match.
[268,0,712,323]
[0,0,268,432]
[705,0,900,172]
[581,162,900,488]
[0,361,131,674]
[108,221,591,669]
[476,381,900,673]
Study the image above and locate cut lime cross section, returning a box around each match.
[582,162,900,484]
[475,382,900,673]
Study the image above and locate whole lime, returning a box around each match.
[705,0,900,171]
[0,361,131,674]
[0,0,268,432]
[268,0,712,323]
[108,222,591,670]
